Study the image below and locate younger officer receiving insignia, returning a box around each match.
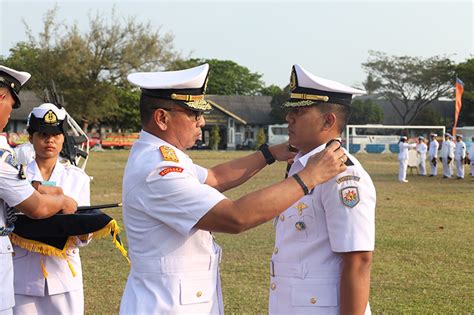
[120,64,348,314]
[269,64,376,315]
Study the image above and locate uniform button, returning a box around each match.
[12,252,16,257]
[196,291,203,298]
[310,297,317,304]
[271,283,276,290]
[7,245,11,251]
[279,214,285,221]
[273,247,278,254]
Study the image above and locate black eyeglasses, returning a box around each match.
[159,107,203,122]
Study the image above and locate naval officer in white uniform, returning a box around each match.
[398,136,416,182]
[120,64,349,314]
[269,65,376,315]
[0,65,77,315]
[416,136,427,176]
[428,133,439,176]
[454,134,466,179]
[13,104,90,315]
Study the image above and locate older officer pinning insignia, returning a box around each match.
[340,186,360,208]
[159,146,179,163]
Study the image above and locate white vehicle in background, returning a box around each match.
[267,123,288,145]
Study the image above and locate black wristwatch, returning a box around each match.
[259,143,276,165]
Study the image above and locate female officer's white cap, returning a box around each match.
[0,65,32,108]
[28,103,67,134]
[284,64,366,108]
[127,64,211,111]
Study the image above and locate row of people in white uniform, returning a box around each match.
[399,133,471,182]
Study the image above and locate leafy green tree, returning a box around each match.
[455,58,474,126]
[1,7,179,131]
[411,107,447,126]
[349,99,384,124]
[269,85,291,123]
[168,58,266,95]
[260,84,283,97]
[362,51,455,124]
[255,128,266,148]
[209,125,221,150]
[362,73,382,94]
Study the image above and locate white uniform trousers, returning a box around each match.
[418,156,426,175]
[13,289,84,315]
[455,159,464,178]
[442,159,453,177]
[399,159,408,181]
[429,156,437,176]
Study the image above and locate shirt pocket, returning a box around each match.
[284,198,317,242]
[179,275,215,305]
[291,283,338,307]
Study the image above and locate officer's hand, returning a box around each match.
[61,196,78,214]
[36,184,64,196]
[269,142,297,162]
[300,141,347,187]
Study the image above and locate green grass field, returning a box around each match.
[81,150,474,314]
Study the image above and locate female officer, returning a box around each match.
[0,65,76,315]
[12,103,90,315]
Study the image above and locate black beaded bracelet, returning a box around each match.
[292,173,310,195]
[258,143,276,165]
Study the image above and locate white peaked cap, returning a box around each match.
[294,64,366,95]
[127,64,209,90]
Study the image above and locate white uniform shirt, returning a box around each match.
[448,140,455,158]
[0,136,34,311]
[120,131,226,315]
[269,143,376,315]
[416,142,427,159]
[13,159,90,297]
[398,142,416,161]
[429,139,439,158]
[469,143,474,160]
[13,143,35,166]
[455,141,466,160]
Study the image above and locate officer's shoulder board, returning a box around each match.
[159,145,179,163]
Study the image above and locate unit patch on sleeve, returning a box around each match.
[1,149,19,170]
[336,175,360,184]
[159,146,179,162]
[340,186,360,208]
[159,167,184,176]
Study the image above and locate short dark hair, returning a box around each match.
[314,102,352,133]
[139,94,177,126]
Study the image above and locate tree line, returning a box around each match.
[1,8,473,132]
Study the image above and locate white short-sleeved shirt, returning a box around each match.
[429,140,439,158]
[13,159,90,298]
[455,141,466,160]
[417,143,427,156]
[398,142,416,161]
[269,143,375,315]
[0,136,34,311]
[120,131,226,314]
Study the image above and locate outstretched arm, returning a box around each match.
[205,142,294,192]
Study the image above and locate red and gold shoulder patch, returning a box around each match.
[159,167,184,176]
[159,146,179,162]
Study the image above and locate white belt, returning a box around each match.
[270,261,341,279]
[130,252,220,274]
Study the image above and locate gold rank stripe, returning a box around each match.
[170,93,205,102]
[290,93,329,102]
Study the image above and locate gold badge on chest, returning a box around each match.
[294,202,308,216]
[159,146,179,162]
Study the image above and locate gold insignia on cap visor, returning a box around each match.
[290,70,297,91]
[290,93,329,102]
[43,110,58,124]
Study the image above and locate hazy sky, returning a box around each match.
[1,0,472,88]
